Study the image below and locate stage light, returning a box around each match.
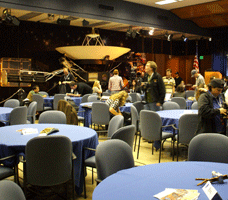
[2,8,20,26]
[82,19,89,27]
[57,18,70,26]
[181,35,188,42]
[148,28,154,36]
[167,34,173,41]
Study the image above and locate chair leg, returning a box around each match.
[137,135,141,159]
[83,166,86,199]
[134,132,138,152]
[159,143,162,163]
[172,137,175,161]
[92,168,94,184]
[177,141,179,162]
[152,142,154,154]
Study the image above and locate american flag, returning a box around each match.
[193,55,199,72]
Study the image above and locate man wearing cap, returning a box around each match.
[196,78,227,135]
[191,69,205,90]
[142,61,165,111]
[108,69,124,94]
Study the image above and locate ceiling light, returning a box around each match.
[167,34,173,41]
[181,35,188,42]
[148,28,154,36]
[155,0,177,5]
[209,37,212,41]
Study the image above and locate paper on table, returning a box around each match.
[179,110,195,117]
[21,128,39,135]
[38,127,59,136]
[154,188,200,200]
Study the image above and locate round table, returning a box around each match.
[93,161,228,200]
[157,109,198,133]
[0,124,98,195]
[0,107,13,125]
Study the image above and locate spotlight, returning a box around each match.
[2,8,20,26]
[148,28,154,36]
[82,19,89,27]
[181,35,188,42]
[167,34,173,41]
[57,18,70,26]
[131,30,140,38]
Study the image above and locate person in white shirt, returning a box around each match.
[108,69,124,94]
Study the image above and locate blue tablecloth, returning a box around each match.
[186,99,194,109]
[44,96,82,108]
[157,109,198,133]
[0,107,13,125]
[78,102,132,127]
[0,124,98,195]
[93,161,228,200]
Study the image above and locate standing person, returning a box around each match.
[163,69,175,96]
[108,69,124,94]
[196,78,227,135]
[59,67,74,94]
[68,81,92,96]
[27,85,46,102]
[191,69,205,91]
[174,72,184,89]
[92,80,102,96]
[142,61,165,111]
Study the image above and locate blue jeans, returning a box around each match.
[144,102,160,111]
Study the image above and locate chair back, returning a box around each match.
[162,101,180,110]
[39,91,49,97]
[53,94,66,110]
[188,133,228,163]
[126,96,132,103]
[140,110,162,141]
[9,106,27,125]
[102,92,111,96]
[111,125,136,149]
[57,99,78,125]
[25,136,73,186]
[185,90,195,99]
[131,105,139,131]
[27,101,37,124]
[3,99,20,108]
[107,115,124,137]
[39,110,66,124]
[91,102,110,125]
[171,97,186,109]
[129,93,142,103]
[88,95,100,102]
[178,114,198,144]
[32,94,44,111]
[191,101,198,110]
[0,180,26,200]
[95,139,134,181]
[81,94,91,103]
[133,101,144,115]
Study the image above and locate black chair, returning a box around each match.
[138,110,174,162]
[22,135,76,199]
[96,140,134,182]
[188,133,228,163]
[0,180,26,200]
[175,113,198,161]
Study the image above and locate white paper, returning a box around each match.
[202,181,218,200]
[21,128,38,135]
